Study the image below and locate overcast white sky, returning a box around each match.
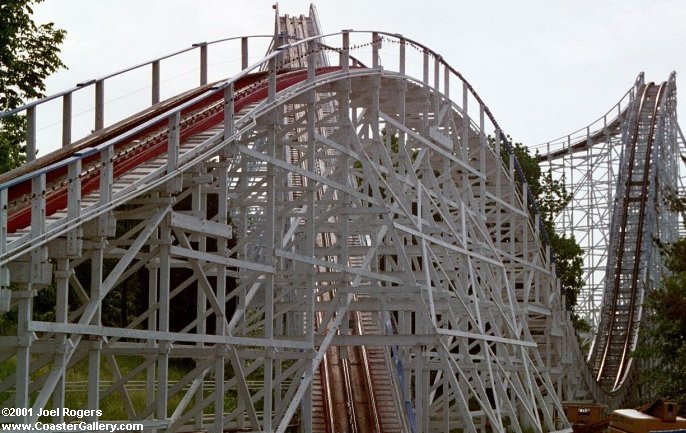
[30,0,686,153]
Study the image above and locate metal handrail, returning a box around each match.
[0,29,560,280]
[532,72,645,153]
[0,34,274,119]
[0,28,572,431]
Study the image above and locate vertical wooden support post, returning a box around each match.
[415,344,425,432]
[479,104,486,214]
[15,175,44,420]
[263,73,278,433]
[342,73,355,349]
[224,84,235,140]
[157,215,171,428]
[62,92,72,147]
[87,241,104,423]
[399,37,406,76]
[422,49,429,85]
[53,258,69,423]
[433,56,441,117]
[307,40,316,83]
[98,145,113,237]
[586,128,593,287]
[567,135,573,231]
[67,157,82,257]
[167,111,182,193]
[421,50,430,136]
[418,176,436,326]
[200,43,208,86]
[213,148,230,433]
[398,47,407,154]
[495,128,502,252]
[95,80,104,131]
[15,289,32,423]
[30,174,46,276]
[146,256,158,423]
[444,64,450,100]
[81,192,101,422]
[462,81,469,157]
[341,30,350,73]
[190,166,206,432]
[26,106,36,162]
[241,37,249,70]
[300,55,317,432]
[268,57,277,103]
[152,61,160,105]
[372,32,380,68]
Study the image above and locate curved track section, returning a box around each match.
[538,73,680,403]
[0,26,571,433]
[590,82,667,392]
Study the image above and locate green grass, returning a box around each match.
[0,354,227,422]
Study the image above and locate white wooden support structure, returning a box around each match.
[0,9,677,433]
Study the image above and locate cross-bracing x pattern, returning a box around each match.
[0,66,570,433]
[221,71,568,432]
[542,135,623,334]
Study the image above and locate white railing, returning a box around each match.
[533,73,645,158]
[0,30,567,430]
[0,29,550,279]
[0,35,274,161]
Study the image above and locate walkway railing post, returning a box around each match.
[433,55,440,115]
[95,79,104,131]
[67,157,83,257]
[62,93,72,147]
[224,84,235,140]
[152,60,160,105]
[98,145,113,236]
[241,37,249,70]
[422,49,429,85]
[444,64,450,99]
[26,106,36,163]
[399,37,406,76]
[341,30,350,73]
[167,111,181,193]
[199,43,208,86]
[268,57,277,103]
[307,40,316,82]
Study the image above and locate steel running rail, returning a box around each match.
[268,13,393,431]
[592,81,668,392]
[538,71,678,400]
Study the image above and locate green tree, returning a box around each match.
[634,237,686,413]
[502,139,585,315]
[1,0,66,172]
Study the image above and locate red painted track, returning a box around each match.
[6,66,343,233]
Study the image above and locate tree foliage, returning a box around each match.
[503,139,585,315]
[0,0,66,172]
[634,237,686,412]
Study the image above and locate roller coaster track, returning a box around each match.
[591,82,666,392]
[0,5,680,433]
[275,9,404,431]
[537,73,681,403]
